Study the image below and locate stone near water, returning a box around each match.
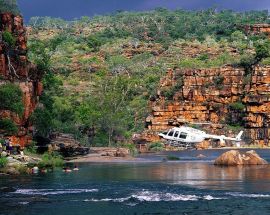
[1,151,7,157]
[214,150,268,166]
[50,133,90,157]
[196,154,206,158]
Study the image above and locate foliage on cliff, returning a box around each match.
[27,9,270,146]
[0,0,19,14]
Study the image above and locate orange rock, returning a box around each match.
[214,150,268,166]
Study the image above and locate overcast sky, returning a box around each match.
[18,0,270,22]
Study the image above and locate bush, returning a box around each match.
[0,119,18,135]
[118,143,138,156]
[0,0,20,14]
[166,155,180,161]
[229,102,245,111]
[0,157,8,168]
[2,31,16,47]
[213,75,224,89]
[86,36,102,51]
[148,142,165,152]
[38,152,64,169]
[25,141,37,154]
[0,83,24,115]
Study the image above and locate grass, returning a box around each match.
[166,155,180,161]
[148,142,165,152]
[0,157,8,168]
[38,152,64,169]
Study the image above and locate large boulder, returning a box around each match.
[214,150,268,166]
[50,133,90,157]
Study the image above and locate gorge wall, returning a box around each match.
[144,66,270,146]
[0,13,42,147]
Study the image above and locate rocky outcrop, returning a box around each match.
[90,147,130,157]
[143,66,270,146]
[214,150,268,166]
[50,133,89,157]
[244,24,270,36]
[0,13,43,147]
[195,140,211,150]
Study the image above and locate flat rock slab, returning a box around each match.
[214,150,268,166]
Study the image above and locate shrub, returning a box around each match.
[229,102,245,111]
[2,30,16,47]
[148,142,165,152]
[86,35,102,51]
[0,119,18,135]
[38,152,64,169]
[0,0,20,14]
[213,75,224,87]
[0,83,24,115]
[0,157,8,168]
[166,155,180,161]
[25,141,37,154]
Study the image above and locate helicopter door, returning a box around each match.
[167,130,174,139]
[173,131,179,140]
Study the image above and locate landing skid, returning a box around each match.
[165,140,194,149]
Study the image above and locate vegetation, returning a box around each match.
[166,155,180,161]
[26,9,270,147]
[229,102,246,111]
[148,142,165,152]
[0,119,18,135]
[0,0,20,14]
[2,31,16,47]
[0,157,8,168]
[0,83,24,115]
[38,152,64,169]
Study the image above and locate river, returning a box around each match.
[1,149,270,215]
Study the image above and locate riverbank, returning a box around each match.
[68,147,270,163]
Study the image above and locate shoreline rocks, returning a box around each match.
[48,133,90,157]
[214,150,268,166]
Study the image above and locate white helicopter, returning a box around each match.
[158,126,243,148]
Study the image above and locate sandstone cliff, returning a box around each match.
[144,65,270,146]
[0,13,42,146]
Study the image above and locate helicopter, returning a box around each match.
[158,126,243,149]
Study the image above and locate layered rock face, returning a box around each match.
[144,66,270,146]
[244,24,270,36]
[0,13,42,146]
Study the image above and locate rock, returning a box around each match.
[6,157,22,167]
[90,147,130,157]
[1,151,7,157]
[142,66,270,147]
[214,150,268,166]
[0,12,43,147]
[195,140,210,150]
[6,167,20,175]
[196,154,206,158]
[0,187,16,193]
[50,133,89,157]
[116,148,129,157]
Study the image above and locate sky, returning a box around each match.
[18,0,270,22]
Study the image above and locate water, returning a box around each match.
[1,149,270,215]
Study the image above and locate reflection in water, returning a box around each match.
[2,151,270,215]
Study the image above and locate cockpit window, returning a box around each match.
[167,130,174,136]
[174,131,179,137]
[179,132,187,139]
